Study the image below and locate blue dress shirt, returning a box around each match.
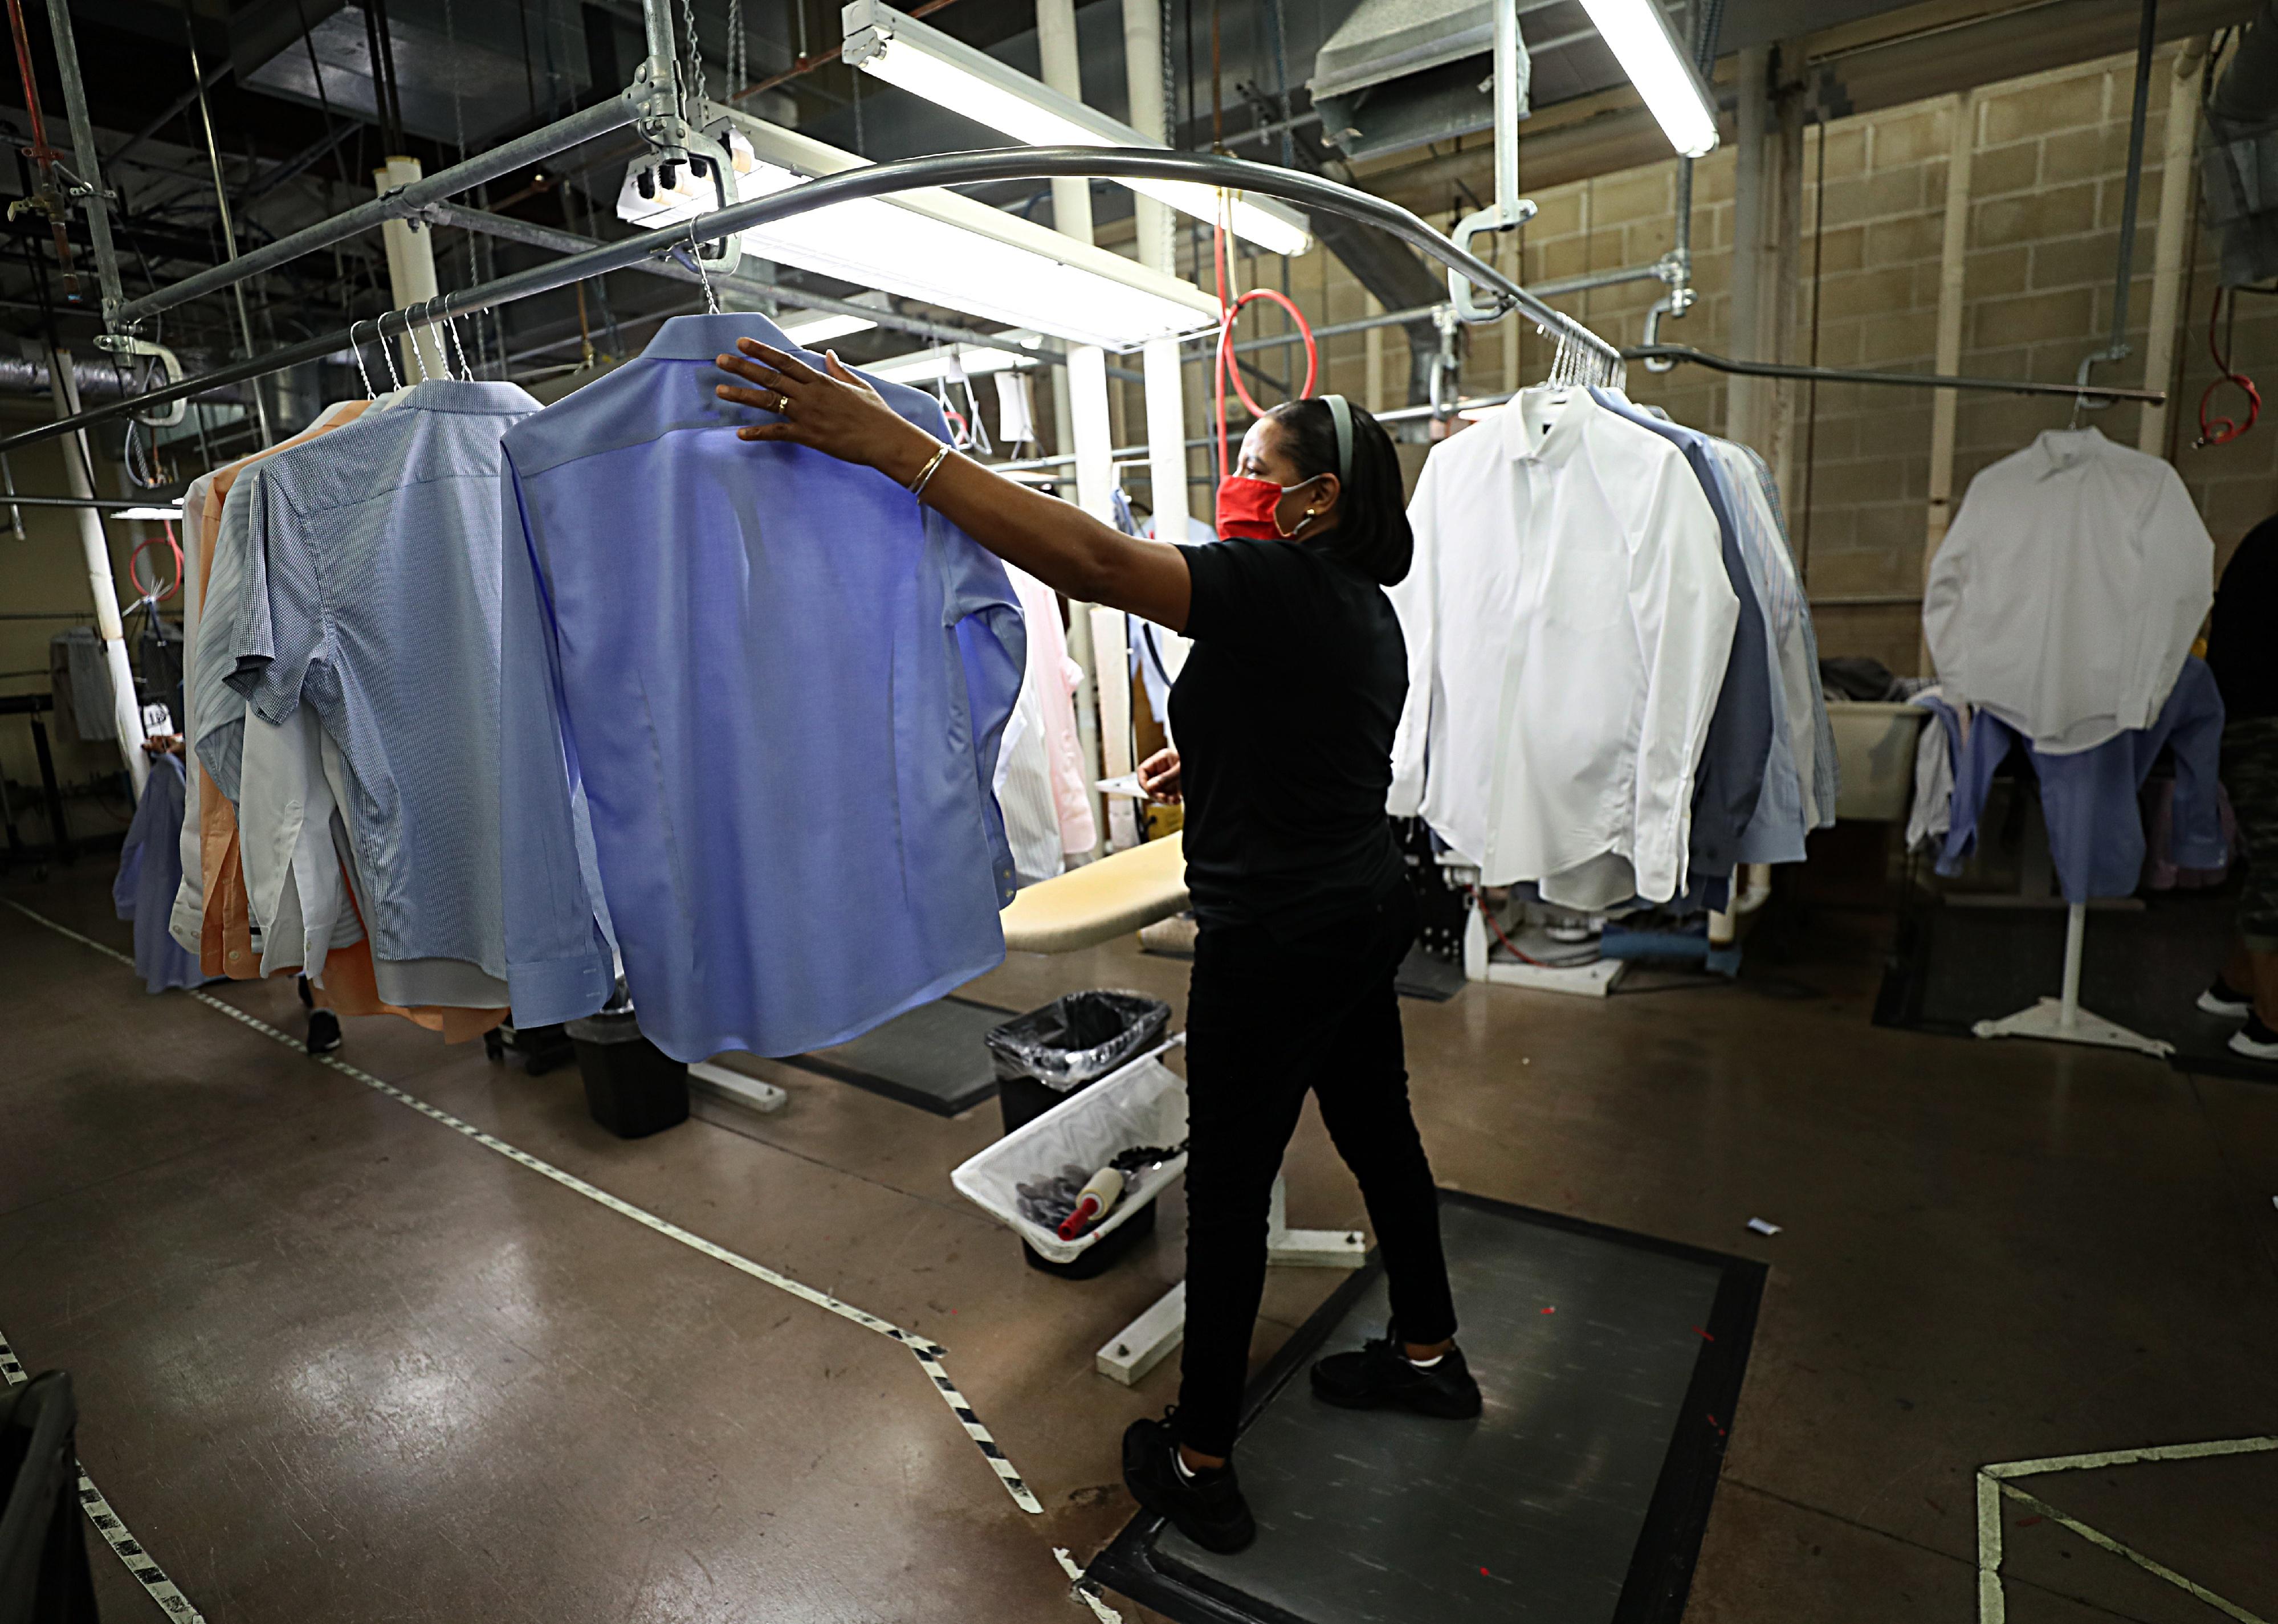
[1939,656,2226,903]
[1590,391,1782,877]
[228,379,540,976]
[499,314,1024,1061]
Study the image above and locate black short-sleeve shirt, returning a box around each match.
[1168,538,1407,936]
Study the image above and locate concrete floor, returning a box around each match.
[4,862,2275,1624]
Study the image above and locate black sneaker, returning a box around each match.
[2199,977,2254,1020]
[1121,1411,1256,1554]
[305,1009,343,1056]
[2230,1013,2278,1062]
[1310,1320,1483,1419]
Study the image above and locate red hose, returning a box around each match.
[2197,286,2260,448]
[1211,216,1318,483]
[128,523,183,602]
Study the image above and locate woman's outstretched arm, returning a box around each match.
[715,339,1192,631]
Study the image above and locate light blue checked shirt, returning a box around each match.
[499,314,1024,1061]
[224,379,541,976]
[1721,441,1839,830]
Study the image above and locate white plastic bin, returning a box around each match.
[951,1040,1188,1267]
[1827,700,1929,822]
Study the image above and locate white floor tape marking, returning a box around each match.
[1974,1436,2278,1624]
[1053,1547,1125,1623]
[1994,1483,2267,1624]
[10,900,1042,1517]
[1,1328,206,1622]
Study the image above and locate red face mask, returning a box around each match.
[1215,474,1323,540]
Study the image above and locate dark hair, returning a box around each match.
[1268,395,1413,586]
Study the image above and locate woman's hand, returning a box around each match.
[1138,747,1183,805]
[714,339,940,484]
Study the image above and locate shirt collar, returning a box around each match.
[393,378,541,414]
[1501,385,1595,464]
[642,312,802,362]
[2035,426,2108,476]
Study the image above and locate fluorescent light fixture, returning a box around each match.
[619,115,1219,350]
[1578,0,1719,158]
[780,312,879,345]
[113,505,183,521]
[864,345,1028,385]
[842,0,1312,256]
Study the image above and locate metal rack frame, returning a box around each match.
[0,144,1627,456]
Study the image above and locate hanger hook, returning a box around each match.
[346,318,377,399]
[441,299,474,380]
[686,218,720,315]
[375,312,403,391]
[407,300,434,382]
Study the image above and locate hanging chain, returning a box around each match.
[683,0,704,119]
[727,0,744,100]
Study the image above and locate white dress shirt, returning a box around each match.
[1924,427,2213,755]
[1388,386,1738,906]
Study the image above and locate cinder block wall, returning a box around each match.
[1157,40,2278,678]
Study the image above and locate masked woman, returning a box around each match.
[716,341,1471,1556]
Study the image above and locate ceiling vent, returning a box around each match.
[1309,0,1523,164]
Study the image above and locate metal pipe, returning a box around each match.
[1623,344,2166,402]
[6,146,1627,456]
[426,202,1066,358]
[2074,0,2158,403]
[41,0,124,324]
[182,18,271,446]
[1493,0,1521,218]
[113,91,642,327]
[0,492,187,511]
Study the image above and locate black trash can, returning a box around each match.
[985,990,1171,1278]
[568,1010,689,1139]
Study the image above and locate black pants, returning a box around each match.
[1174,889,1458,1458]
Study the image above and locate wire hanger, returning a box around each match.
[442,304,475,381]
[406,300,433,382]
[375,313,404,392]
[347,318,378,399]
[685,218,720,314]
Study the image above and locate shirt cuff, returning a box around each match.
[507,949,616,1029]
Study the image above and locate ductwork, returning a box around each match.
[2200,0,2278,286]
[0,352,246,406]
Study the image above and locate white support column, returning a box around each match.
[51,353,147,796]
[375,156,449,382]
[1038,0,1126,850]
[1924,91,1977,674]
[2139,44,2207,454]
[1726,45,1772,452]
[1124,0,1189,552]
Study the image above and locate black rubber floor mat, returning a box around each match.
[776,995,1013,1116]
[1392,945,1466,1002]
[1874,892,2278,1084]
[1090,1191,1764,1624]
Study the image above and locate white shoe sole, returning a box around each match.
[2227,1030,2278,1061]
[2198,990,2253,1019]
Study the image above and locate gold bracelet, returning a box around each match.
[907,443,952,499]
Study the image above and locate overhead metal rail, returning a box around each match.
[0,145,1625,457]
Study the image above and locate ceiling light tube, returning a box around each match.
[1577,0,1719,158]
[841,0,1313,256]
[780,312,879,345]
[865,345,1030,385]
[618,112,1220,350]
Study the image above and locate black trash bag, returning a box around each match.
[984,990,1171,1096]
